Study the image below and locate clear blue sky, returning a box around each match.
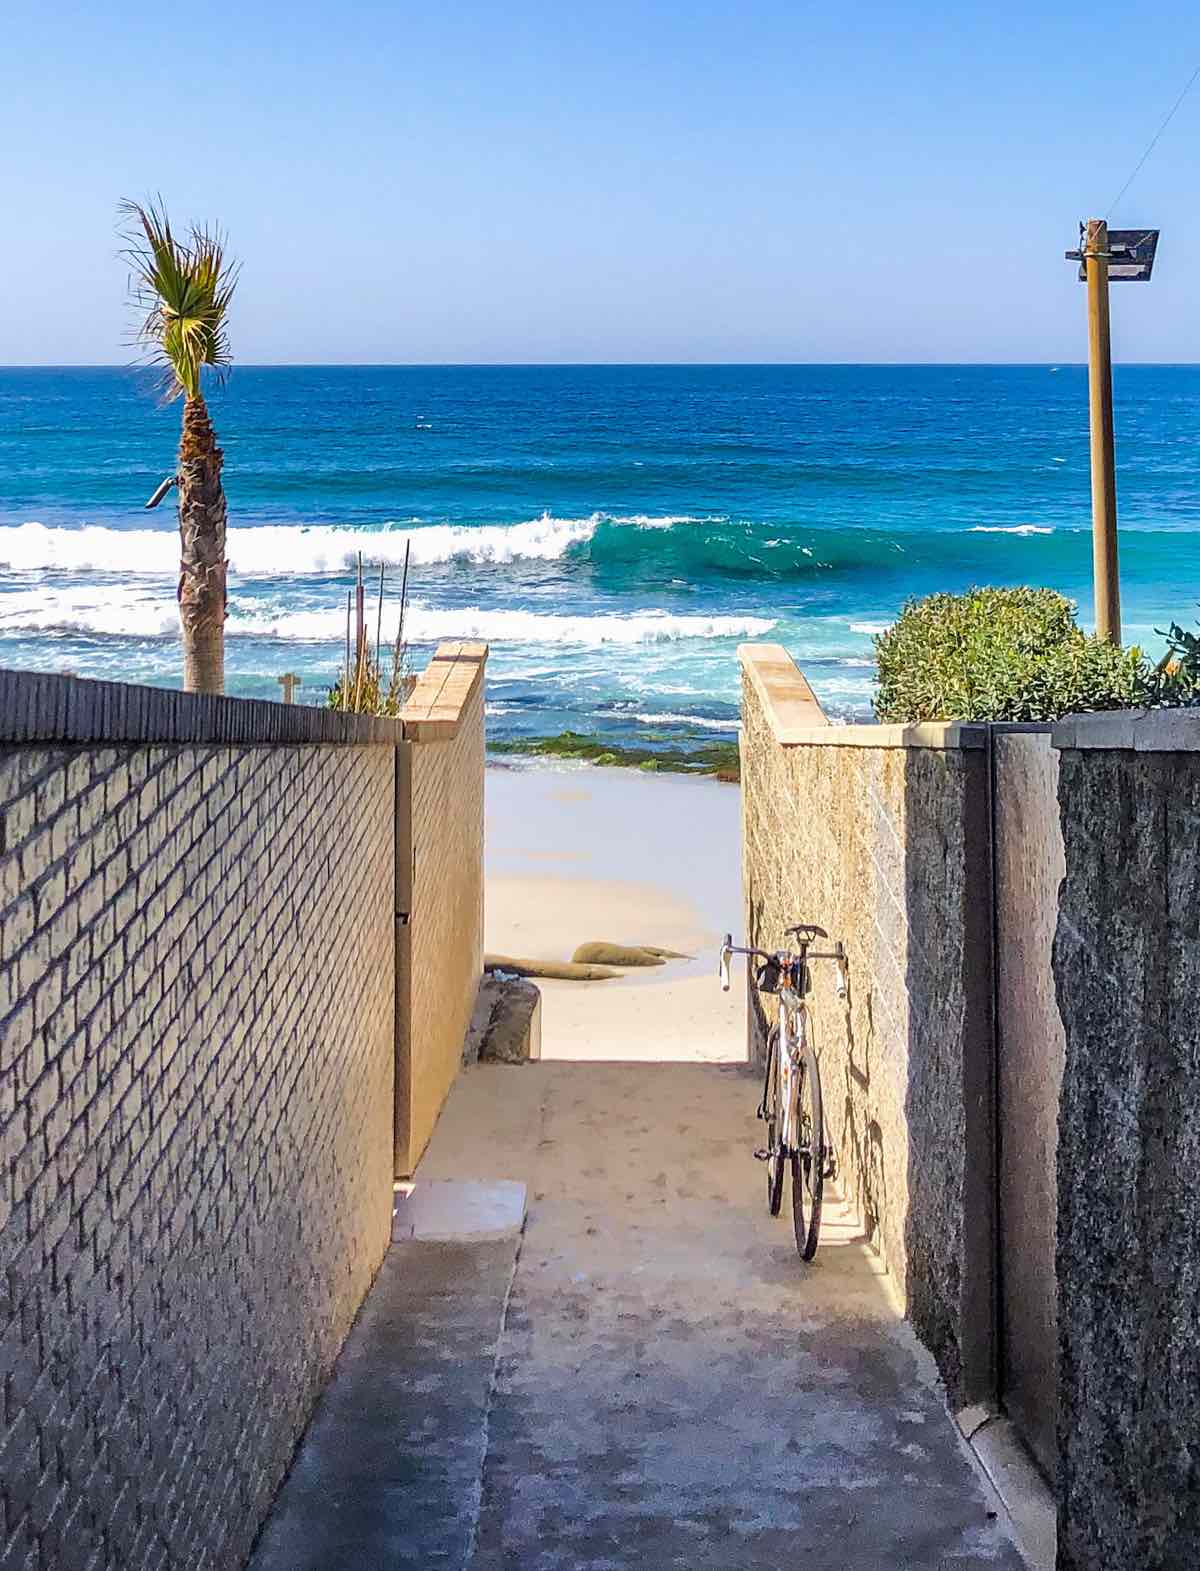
[3,1,1198,364]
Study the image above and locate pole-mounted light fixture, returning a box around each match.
[1064,220,1159,644]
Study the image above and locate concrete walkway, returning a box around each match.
[253,1061,1028,1569]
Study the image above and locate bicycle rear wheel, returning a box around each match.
[762,1026,785,1217]
[791,1031,824,1261]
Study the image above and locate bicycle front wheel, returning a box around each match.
[791,1031,824,1261]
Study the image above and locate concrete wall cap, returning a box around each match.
[738,643,989,749]
[0,666,406,746]
[400,642,489,742]
[775,720,989,751]
[738,642,831,740]
[1054,708,1200,753]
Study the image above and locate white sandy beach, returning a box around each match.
[485,763,746,1062]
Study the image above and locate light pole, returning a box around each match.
[1065,222,1159,644]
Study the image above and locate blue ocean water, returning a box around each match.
[2,364,1198,747]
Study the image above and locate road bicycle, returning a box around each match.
[720,926,846,1260]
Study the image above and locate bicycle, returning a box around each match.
[720,926,847,1260]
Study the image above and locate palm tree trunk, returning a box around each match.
[177,393,227,694]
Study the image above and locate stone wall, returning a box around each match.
[1052,711,1200,1571]
[0,674,398,1571]
[394,643,487,1176]
[739,644,995,1406]
[992,729,1065,1480]
[741,650,1200,1548]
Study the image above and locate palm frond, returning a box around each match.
[118,197,240,401]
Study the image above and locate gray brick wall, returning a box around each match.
[0,737,395,1570]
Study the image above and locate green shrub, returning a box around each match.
[873,587,1146,723]
[1144,615,1200,708]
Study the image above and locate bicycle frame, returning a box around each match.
[720,925,846,1259]
[775,989,804,1157]
[721,930,846,1163]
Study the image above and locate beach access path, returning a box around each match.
[484,763,746,1062]
[251,766,1030,1571]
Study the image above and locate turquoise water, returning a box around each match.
[2,364,1198,746]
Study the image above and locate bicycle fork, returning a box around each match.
[755,1029,799,1160]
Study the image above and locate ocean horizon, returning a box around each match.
[3,362,1198,751]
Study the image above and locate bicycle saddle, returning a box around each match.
[785,923,828,941]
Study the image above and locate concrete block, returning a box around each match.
[392,1180,527,1243]
[958,1411,1056,1571]
[464,975,541,1065]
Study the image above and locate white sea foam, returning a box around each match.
[0,586,775,648]
[0,586,183,638]
[403,607,775,647]
[0,511,708,577]
[848,620,891,635]
[618,513,719,529]
[630,712,741,732]
[968,525,1055,536]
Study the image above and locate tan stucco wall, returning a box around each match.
[394,645,487,1174]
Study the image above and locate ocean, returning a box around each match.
[2,364,1198,750]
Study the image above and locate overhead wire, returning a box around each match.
[1107,61,1200,218]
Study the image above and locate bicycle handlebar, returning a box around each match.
[719,933,848,999]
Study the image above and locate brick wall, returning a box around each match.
[394,645,486,1176]
[739,644,995,1406]
[0,677,399,1570]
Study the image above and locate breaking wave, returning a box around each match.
[0,585,775,648]
[0,513,717,576]
[0,511,1093,582]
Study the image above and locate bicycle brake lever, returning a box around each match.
[719,935,732,992]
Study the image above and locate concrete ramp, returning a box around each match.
[252,1068,1032,1571]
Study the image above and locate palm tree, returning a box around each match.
[120,198,239,694]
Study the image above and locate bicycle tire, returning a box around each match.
[791,1030,823,1261]
[763,1026,785,1217]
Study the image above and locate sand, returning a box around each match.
[485,763,746,1062]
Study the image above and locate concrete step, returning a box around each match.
[248,1231,519,1570]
